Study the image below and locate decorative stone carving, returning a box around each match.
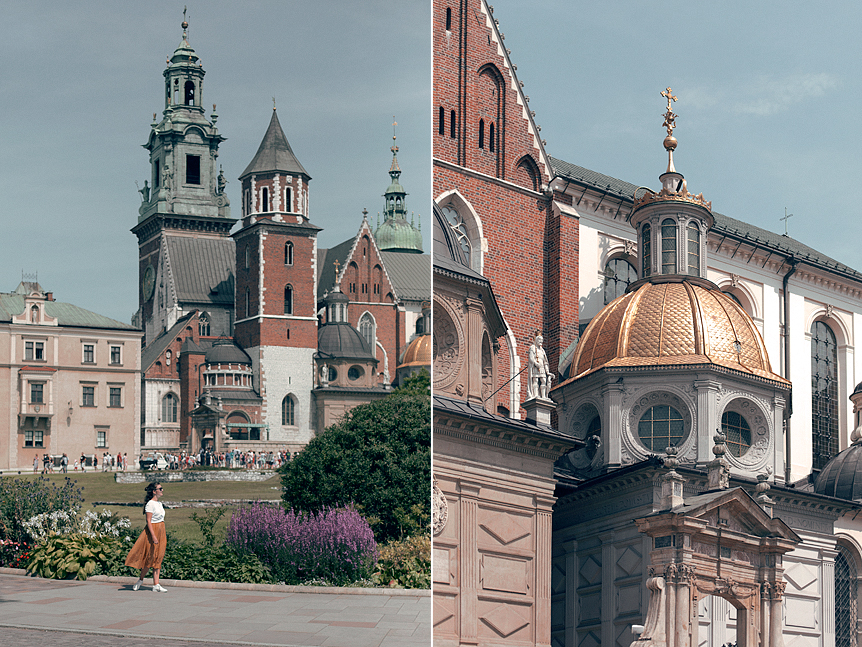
[527,331,553,400]
[707,431,730,490]
[432,477,448,536]
[432,300,464,390]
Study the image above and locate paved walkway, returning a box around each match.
[0,571,429,646]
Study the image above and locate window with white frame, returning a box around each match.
[30,382,44,404]
[24,429,44,447]
[162,393,178,423]
[82,385,95,407]
[109,387,122,408]
[110,345,121,365]
[96,428,107,448]
[25,340,45,361]
[83,343,95,363]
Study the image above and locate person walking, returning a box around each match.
[125,482,168,593]
[33,454,39,473]
[60,453,68,474]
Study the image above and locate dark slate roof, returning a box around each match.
[317,237,355,295]
[379,252,430,302]
[433,394,582,446]
[317,322,375,360]
[550,156,862,282]
[0,294,137,331]
[240,110,309,180]
[814,443,862,501]
[141,311,197,371]
[165,236,235,305]
[206,339,251,365]
[206,389,262,402]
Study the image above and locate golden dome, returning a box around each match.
[398,333,431,369]
[569,278,787,384]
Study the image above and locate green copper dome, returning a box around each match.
[374,131,423,253]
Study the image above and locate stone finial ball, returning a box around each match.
[182,21,189,29]
[663,135,677,151]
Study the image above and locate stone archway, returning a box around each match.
[631,487,799,647]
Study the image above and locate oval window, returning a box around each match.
[328,366,338,383]
[348,366,364,381]
[638,405,685,451]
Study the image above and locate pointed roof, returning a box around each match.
[240,110,309,180]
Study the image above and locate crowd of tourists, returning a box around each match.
[145,449,290,471]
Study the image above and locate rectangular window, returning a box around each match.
[35,342,44,360]
[25,341,33,360]
[186,154,201,185]
[83,344,94,363]
[82,386,95,407]
[110,346,121,365]
[109,387,121,408]
[31,383,43,404]
[96,429,107,448]
[154,159,160,188]
[24,430,44,448]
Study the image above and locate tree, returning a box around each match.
[281,371,430,543]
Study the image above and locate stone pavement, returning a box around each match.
[0,571,430,646]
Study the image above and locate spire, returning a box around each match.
[240,109,310,180]
[375,117,423,253]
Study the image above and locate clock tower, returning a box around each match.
[132,15,236,344]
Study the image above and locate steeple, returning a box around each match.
[375,119,423,254]
[240,109,310,180]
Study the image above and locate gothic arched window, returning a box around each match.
[603,258,636,304]
[812,320,839,471]
[489,122,495,152]
[284,285,293,315]
[642,224,652,278]
[450,110,457,139]
[198,314,210,337]
[285,242,294,266]
[359,313,375,348]
[162,393,178,423]
[661,218,677,274]
[835,544,858,647]
[478,119,485,149]
[282,395,296,426]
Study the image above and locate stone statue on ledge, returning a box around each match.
[527,332,553,400]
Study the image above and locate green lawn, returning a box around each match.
[2,471,284,544]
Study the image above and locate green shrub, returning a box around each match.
[281,371,430,543]
[373,534,430,589]
[0,477,83,544]
[161,540,272,584]
[27,534,125,580]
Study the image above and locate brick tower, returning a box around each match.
[132,15,235,345]
[233,108,320,448]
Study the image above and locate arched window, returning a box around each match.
[285,242,294,266]
[687,222,700,276]
[284,285,293,315]
[661,218,677,275]
[245,244,250,269]
[282,395,296,426]
[438,107,445,135]
[198,314,210,337]
[489,122,495,152]
[603,258,637,304]
[184,81,195,105]
[835,544,858,647]
[262,187,269,212]
[162,393,178,423]
[359,313,375,348]
[478,119,485,149]
[284,187,292,213]
[642,224,652,278]
[445,7,452,30]
[450,110,457,139]
[812,320,839,471]
[721,410,752,457]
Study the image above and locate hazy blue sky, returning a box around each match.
[489,0,861,273]
[0,2,430,323]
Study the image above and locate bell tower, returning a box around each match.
[132,14,235,344]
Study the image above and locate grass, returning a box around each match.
[1,471,284,544]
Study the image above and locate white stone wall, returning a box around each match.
[248,345,315,446]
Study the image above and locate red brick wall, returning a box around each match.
[433,0,579,414]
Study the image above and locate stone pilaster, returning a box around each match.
[536,502,554,647]
[459,483,480,645]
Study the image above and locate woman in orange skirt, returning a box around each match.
[125,482,168,592]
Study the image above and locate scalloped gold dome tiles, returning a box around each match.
[399,333,431,368]
[571,280,786,383]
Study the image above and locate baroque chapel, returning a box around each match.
[432,2,862,647]
[134,19,429,456]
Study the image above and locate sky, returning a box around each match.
[0,1,430,324]
[489,0,862,274]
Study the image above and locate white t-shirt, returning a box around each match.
[145,499,165,524]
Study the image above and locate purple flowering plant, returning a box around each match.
[226,502,377,585]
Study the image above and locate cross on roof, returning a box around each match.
[333,259,340,275]
[781,208,794,236]
[661,87,677,112]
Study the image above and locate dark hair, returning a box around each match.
[143,482,161,515]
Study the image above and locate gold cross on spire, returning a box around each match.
[661,87,678,137]
[391,116,398,155]
[333,259,340,276]
[272,97,277,111]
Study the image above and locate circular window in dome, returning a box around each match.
[638,405,686,452]
[348,365,364,381]
[721,410,752,457]
[328,366,338,383]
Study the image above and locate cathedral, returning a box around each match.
[134,19,429,456]
[432,2,862,647]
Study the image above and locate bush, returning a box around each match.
[227,503,377,585]
[0,477,84,544]
[0,539,31,569]
[27,534,126,580]
[160,540,272,584]
[280,371,430,542]
[373,534,431,589]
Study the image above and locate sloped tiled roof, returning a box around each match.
[0,294,136,331]
[141,311,197,371]
[165,236,235,305]
[317,237,355,296]
[379,252,430,302]
[240,110,309,180]
[550,156,862,282]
